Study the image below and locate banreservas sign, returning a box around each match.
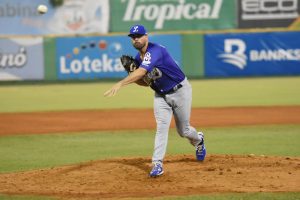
[205,32,300,77]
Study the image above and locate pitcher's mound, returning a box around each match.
[0,154,299,199]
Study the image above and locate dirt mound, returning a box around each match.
[0,106,299,199]
[0,154,299,199]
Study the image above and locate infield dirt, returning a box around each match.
[1,106,300,135]
[0,106,299,199]
[0,155,299,199]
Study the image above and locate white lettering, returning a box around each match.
[122,0,224,29]
[101,54,113,72]
[294,49,300,59]
[183,4,196,20]
[123,0,136,20]
[280,0,298,11]
[144,5,159,21]
[0,47,27,68]
[60,57,70,74]
[70,60,82,74]
[225,39,246,54]
[261,0,278,12]
[219,39,247,69]
[250,49,300,61]
[132,4,145,21]
[91,59,101,72]
[156,4,175,28]
[242,0,298,20]
[14,48,27,67]
[195,4,210,18]
[82,57,91,73]
[59,55,125,74]
[211,0,222,18]
[174,0,184,20]
[250,51,259,61]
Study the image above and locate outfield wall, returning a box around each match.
[0,0,299,81]
[0,31,300,81]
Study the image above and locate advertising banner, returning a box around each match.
[204,31,300,77]
[55,35,181,80]
[238,0,300,28]
[0,37,44,81]
[110,0,236,32]
[0,0,109,35]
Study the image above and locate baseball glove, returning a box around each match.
[120,55,139,74]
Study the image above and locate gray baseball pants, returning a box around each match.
[152,78,202,163]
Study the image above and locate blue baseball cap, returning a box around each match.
[128,25,147,37]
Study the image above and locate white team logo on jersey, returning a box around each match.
[142,52,151,66]
[218,39,247,69]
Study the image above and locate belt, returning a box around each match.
[168,83,182,93]
[158,83,182,95]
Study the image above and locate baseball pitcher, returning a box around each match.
[104,25,206,177]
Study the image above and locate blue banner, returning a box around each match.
[56,35,181,80]
[204,31,300,77]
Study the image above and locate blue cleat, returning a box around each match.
[149,162,164,177]
[196,132,206,161]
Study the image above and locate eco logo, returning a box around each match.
[218,39,247,70]
[241,0,298,20]
[238,0,300,28]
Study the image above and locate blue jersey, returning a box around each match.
[135,42,185,94]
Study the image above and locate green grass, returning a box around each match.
[153,192,300,200]
[0,77,299,200]
[204,125,300,156]
[0,192,300,200]
[0,125,299,173]
[1,125,299,200]
[1,192,299,200]
[0,77,299,113]
[196,76,300,107]
[0,194,55,200]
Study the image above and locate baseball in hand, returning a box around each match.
[37,5,48,14]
